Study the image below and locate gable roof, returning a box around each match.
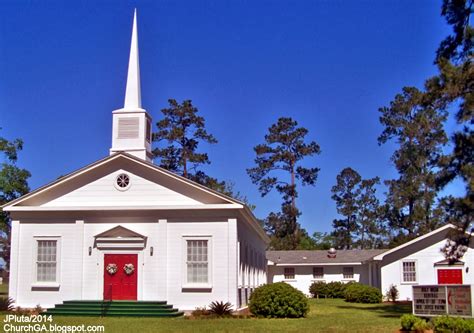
[267,249,387,265]
[2,152,269,243]
[2,152,242,210]
[372,224,457,261]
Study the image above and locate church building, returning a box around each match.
[3,11,269,311]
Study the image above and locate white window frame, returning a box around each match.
[343,266,354,280]
[401,260,418,284]
[182,235,212,289]
[284,267,295,280]
[313,267,324,279]
[32,236,61,288]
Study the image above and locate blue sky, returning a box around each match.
[0,1,460,234]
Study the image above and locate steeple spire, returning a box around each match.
[124,9,141,109]
[110,9,152,162]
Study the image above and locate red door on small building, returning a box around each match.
[104,254,138,300]
[437,269,463,284]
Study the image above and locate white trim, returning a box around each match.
[6,204,243,211]
[373,224,456,260]
[400,259,418,284]
[31,282,60,288]
[95,243,146,249]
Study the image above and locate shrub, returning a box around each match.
[309,281,350,299]
[0,297,15,311]
[309,281,329,298]
[385,284,399,302]
[33,304,44,315]
[249,282,309,318]
[191,306,209,317]
[412,318,431,332]
[400,314,424,331]
[208,301,233,316]
[326,281,350,298]
[432,315,474,333]
[344,283,382,304]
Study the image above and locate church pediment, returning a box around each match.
[2,153,242,211]
[94,225,147,249]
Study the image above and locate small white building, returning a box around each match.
[3,12,268,310]
[267,224,474,300]
[375,224,474,300]
[267,249,385,296]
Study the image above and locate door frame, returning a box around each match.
[97,250,144,301]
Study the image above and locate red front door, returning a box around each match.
[437,269,463,284]
[104,254,138,300]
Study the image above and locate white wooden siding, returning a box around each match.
[268,264,367,296]
[41,169,203,207]
[380,239,474,301]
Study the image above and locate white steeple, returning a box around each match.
[124,9,142,109]
[110,10,153,161]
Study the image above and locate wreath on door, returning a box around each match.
[106,263,118,275]
[124,263,135,275]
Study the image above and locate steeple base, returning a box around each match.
[110,148,152,162]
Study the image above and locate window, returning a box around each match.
[284,267,295,280]
[313,267,324,279]
[186,240,208,284]
[402,261,417,283]
[37,240,57,282]
[343,267,354,279]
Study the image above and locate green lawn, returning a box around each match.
[1,299,410,332]
[0,283,7,296]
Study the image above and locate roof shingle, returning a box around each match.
[266,249,387,265]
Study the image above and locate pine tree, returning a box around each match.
[247,117,321,249]
[378,0,473,255]
[153,99,217,178]
[331,168,360,249]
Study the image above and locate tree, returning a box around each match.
[432,0,473,259]
[331,167,383,249]
[152,99,254,207]
[331,168,360,249]
[356,177,384,249]
[378,87,448,241]
[153,99,217,178]
[0,133,30,270]
[247,117,321,249]
[378,0,473,257]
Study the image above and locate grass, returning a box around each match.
[0,283,8,296]
[1,299,411,332]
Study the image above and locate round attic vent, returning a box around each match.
[115,173,131,191]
